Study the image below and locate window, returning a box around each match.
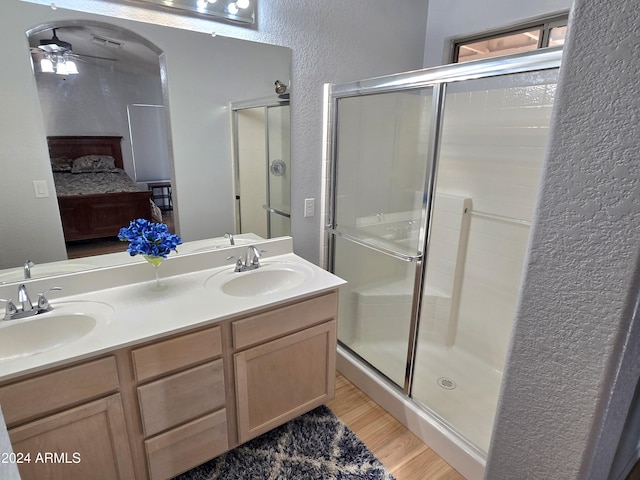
[453,15,568,63]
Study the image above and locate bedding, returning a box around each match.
[53,169,144,196]
[47,136,154,242]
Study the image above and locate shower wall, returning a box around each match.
[436,79,557,371]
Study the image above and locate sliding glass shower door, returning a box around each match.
[411,69,559,452]
[328,48,562,454]
[233,102,291,238]
[330,88,435,387]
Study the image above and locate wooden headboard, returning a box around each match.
[47,136,124,169]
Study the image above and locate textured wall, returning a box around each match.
[485,0,640,477]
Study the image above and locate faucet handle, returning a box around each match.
[0,299,18,319]
[226,256,245,272]
[37,287,62,312]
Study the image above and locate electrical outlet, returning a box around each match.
[304,198,315,217]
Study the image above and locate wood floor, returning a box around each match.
[328,373,464,480]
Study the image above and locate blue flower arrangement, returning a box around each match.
[118,218,182,267]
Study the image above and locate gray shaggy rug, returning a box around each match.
[174,405,395,480]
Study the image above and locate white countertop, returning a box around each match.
[0,238,345,382]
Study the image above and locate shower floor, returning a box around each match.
[346,338,502,452]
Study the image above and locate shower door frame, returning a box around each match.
[326,47,564,397]
[231,97,291,238]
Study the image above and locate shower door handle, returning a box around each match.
[262,204,291,218]
[327,228,423,263]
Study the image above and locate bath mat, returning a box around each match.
[174,405,395,480]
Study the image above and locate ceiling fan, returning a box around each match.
[31,28,119,69]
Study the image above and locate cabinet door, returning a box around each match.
[234,320,336,443]
[9,394,134,480]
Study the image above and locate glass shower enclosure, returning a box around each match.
[327,48,562,454]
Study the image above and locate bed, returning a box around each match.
[47,136,157,242]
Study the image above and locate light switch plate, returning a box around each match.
[304,198,315,217]
[33,180,49,198]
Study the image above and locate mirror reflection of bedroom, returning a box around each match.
[29,24,175,258]
[29,23,172,259]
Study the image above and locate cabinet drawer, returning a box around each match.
[232,291,338,349]
[132,326,222,382]
[146,409,228,480]
[138,360,226,437]
[0,357,119,427]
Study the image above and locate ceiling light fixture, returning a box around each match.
[40,57,54,73]
[39,52,79,75]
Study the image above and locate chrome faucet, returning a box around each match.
[231,246,264,272]
[18,284,34,313]
[224,232,235,245]
[244,246,262,270]
[0,285,61,320]
[23,260,34,279]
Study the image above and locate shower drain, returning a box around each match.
[437,377,457,390]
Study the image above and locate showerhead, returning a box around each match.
[274,80,288,95]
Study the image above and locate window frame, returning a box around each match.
[451,13,569,63]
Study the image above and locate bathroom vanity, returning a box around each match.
[0,237,344,479]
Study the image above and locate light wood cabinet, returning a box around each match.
[235,320,337,443]
[131,326,222,382]
[0,356,133,480]
[145,409,228,480]
[9,394,134,480]
[0,356,119,427]
[138,359,226,437]
[232,293,338,349]
[132,326,228,480]
[0,289,339,479]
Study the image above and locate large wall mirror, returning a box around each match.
[0,1,291,282]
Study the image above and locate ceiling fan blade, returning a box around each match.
[73,52,119,62]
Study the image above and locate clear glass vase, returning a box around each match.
[143,255,167,291]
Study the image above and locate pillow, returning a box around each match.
[50,156,73,172]
[71,155,118,173]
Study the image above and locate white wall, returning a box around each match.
[423,0,572,67]
[485,0,640,477]
[20,0,429,265]
[36,61,163,178]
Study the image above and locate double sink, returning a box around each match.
[0,254,316,362]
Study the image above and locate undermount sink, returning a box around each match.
[205,261,314,297]
[0,301,113,361]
